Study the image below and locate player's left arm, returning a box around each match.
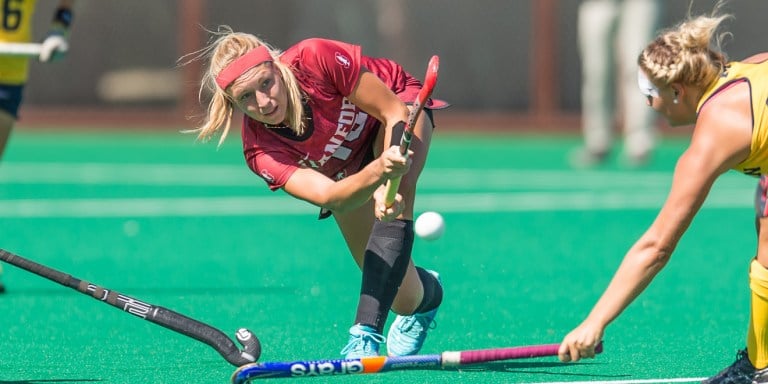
[39,0,74,62]
[347,69,411,219]
[347,68,409,156]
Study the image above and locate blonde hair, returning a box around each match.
[183,26,306,147]
[638,2,731,90]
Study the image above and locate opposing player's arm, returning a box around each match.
[559,82,753,363]
[605,82,751,322]
[625,83,752,274]
[743,52,768,64]
[586,139,722,323]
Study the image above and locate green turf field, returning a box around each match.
[0,128,759,383]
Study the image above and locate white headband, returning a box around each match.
[637,69,659,98]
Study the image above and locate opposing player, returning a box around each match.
[558,3,768,383]
[187,27,447,358]
[0,0,75,294]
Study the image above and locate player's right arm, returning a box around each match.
[558,82,753,362]
[558,146,719,361]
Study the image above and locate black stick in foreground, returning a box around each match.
[0,248,261,366]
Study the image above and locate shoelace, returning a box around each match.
[340,330,385,355]
[397,314,437,337]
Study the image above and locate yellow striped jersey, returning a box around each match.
[0,0,38,84]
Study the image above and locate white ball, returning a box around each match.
[414,211,445,241]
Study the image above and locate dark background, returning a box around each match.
[20,0,768,128]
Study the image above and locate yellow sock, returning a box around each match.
[748,259,768,368]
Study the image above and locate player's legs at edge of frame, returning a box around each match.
[703,259,768,383]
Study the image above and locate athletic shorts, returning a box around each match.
[0,84,24,118]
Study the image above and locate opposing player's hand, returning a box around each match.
[39,33,69,62]
[558,322,604,362]
[378,145,412,180]
[373,185,405,221]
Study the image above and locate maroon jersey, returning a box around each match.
[241,38,439,191]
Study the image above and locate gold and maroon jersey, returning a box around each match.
[697,59,768,176]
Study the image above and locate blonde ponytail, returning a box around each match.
[638,2,731,89]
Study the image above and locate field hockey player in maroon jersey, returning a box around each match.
[186,27,448,359]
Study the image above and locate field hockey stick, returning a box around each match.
[231,341,603,382]
[0,249,261,366]
[0,42,42,57]
[383,55,440,207]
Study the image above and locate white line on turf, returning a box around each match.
[0,162,753,190]
[0,163,755,218]
[0,188,753,218]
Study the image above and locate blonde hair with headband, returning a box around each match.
[215,46,273,90]
[184,26,307,147]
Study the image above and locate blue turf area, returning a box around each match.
[0,128,757,383]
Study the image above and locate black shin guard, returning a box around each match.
[414,266,443,314]
[354,219,414,332]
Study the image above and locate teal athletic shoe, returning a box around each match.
[386,270,441,356]
[340,324,385,359]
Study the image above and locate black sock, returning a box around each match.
[414,266,443,313]
[354,219,414,332]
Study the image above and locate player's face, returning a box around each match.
[645,85,696,127]
[231,63,288,125]
[639,69,694,127]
